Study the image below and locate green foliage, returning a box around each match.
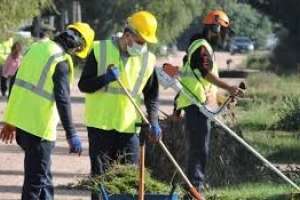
[246,52,271,70]
[272,96,300,131]
[247,0,300,72]
[237,73,300,131]
[243,130,300,164]
[146,0,203,45]
[69,164,183,196]
[80,0,203,47]
[269,32,300,73]
[206,182,294,200]
[226,2,273,48]
[178,0,273,49]
[0,0,51,40]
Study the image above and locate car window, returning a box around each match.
[233,37,251,43]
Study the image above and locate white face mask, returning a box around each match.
[127,41,147,56]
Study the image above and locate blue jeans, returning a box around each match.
[87,127,139,200]
[16,128,55,200]
[184,105,211,190]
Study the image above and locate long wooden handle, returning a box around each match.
[116,78,203,199]
[137,144,145,200]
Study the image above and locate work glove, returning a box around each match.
[67,134,82,156]
[147,122,162,143]
[105,66,120,83]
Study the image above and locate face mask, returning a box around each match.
[127,41,147,56]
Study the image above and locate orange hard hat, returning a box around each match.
[203,10,230,28]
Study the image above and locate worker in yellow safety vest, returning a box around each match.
[78,11,161,200]
[166,10,244,199]
[0,22,95,200]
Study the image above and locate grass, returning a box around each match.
[241,130,300,164]
[245,73,300,100]
[235,102,278,130]
[206,182,297,200]
[245,52,271,71]
[217,71,300,199]
[236,72,300,132]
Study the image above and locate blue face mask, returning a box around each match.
[127,40,147,56]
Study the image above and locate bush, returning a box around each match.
[271,96,300,131]
[67,164,184,196]
[237,73,300,131]
[246,52,271,70]
[246,73,300,102]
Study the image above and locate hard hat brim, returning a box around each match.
[141,33,158,44]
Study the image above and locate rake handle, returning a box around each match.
[116,78,203,200]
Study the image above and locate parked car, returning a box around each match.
[229,36,254,54]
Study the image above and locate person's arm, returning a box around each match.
[53,61,76,138]
[205,72,231,90]
[205,72,243,96]
[143,71,159,125]
[189,45,243,96]
[78,50,114,93]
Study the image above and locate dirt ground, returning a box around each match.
[0,51,246,200]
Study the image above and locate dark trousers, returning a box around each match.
[184,105,211,190]
[1,76,7,96]
[16,128,55,200]
[1,75,15,97]
[87,127,139,200]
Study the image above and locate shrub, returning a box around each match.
[271,96,300,131]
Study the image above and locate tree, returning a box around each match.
[80,0,204,46]
[245,0,300,72]
[0,0,51,40]
[177,0,273,50]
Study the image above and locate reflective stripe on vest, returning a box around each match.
[3,40,74,141]
[13,52,64,101]
[86,40,155,133]
[98,40,107,76]
[97,41,150,97]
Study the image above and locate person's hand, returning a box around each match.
[0,123,16,144]
[67,134,82,156]
[147,122,162,143]
[227,85,244,97]
[163,63,179,77]
[105,65,120,83]
[169,110,183,122]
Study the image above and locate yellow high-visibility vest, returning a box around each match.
[0,38,13,65]
[3,40,74,141]
[176,39,218,109]
[85,40,156,133]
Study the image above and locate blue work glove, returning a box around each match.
[148,122,162,143]
[105,66,120,83]
[67,134,82,156]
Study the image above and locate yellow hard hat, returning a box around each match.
[67,22,95,58]
[127,11,158,44]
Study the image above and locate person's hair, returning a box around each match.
[11,41,22,57]
[123,27,131,34]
